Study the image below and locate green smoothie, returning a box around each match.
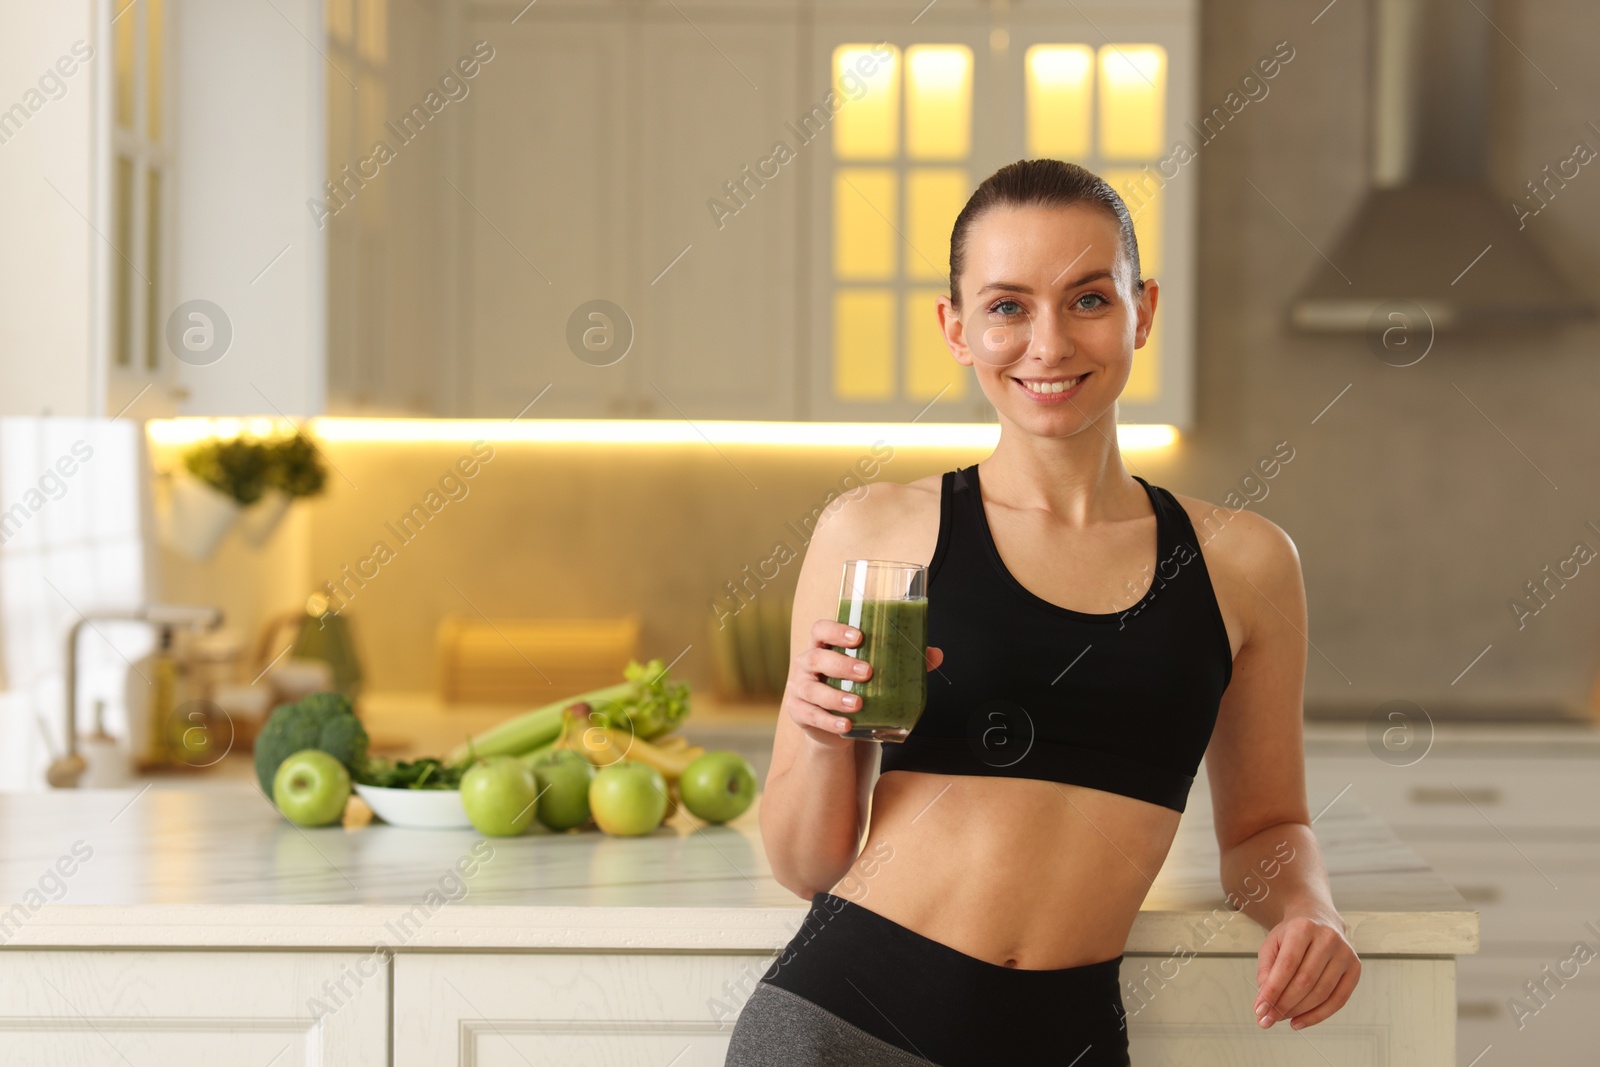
[828,597,928,741]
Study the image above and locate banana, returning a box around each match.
[556,706,705,782]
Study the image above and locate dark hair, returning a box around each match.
[948,159,1143,311]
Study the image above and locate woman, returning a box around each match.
[724,160,1360,1066]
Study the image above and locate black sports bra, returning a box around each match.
[877,464,1234,813]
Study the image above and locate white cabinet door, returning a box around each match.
[394,952,774,1066]
[630,16,802,421]
[170,0,327,417]
[453,10,801,421]
[1124,956,1455,1066]
[0,951,387,1066]
[452,14,633,418]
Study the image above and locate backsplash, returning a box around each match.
[153,436,1001,696]
[149,412,1600,718]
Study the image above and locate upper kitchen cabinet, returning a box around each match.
[325,0,803,420]
[807,0,1198,426]
[169,0,328,417]
[0,0,328,419]
[629,10,803,421]
[446,8,634,418]
[328,0,1196,425]
[0,3,101,417]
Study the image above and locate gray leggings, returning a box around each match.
[724,893,1130,1067]
[726,982,936,1066]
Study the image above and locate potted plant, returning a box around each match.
[239,433,328,546]
[161,438,271,560]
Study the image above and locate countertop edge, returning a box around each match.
[0,903,1480,956]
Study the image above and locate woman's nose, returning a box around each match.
[1026,313,1072,363]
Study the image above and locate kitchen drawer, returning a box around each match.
[1406,840,1600,946]
[1305,756,1600,832]
[394,952,776,1067]
[1455,954,1600,1066]
[0,950,387,1066]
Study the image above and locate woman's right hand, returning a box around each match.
[783,619,943,748]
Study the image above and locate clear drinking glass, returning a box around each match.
[826,560,928,742]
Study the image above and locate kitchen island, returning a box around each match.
[0,774,1475,1066]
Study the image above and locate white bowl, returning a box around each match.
[353,783,473,829]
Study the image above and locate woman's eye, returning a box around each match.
[990,299,1023,316]
[1075,292,1110,310]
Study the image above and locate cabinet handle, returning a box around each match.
[1457,1000,1499,1019]
[1454,885,1501,904]
[1409,786,1502,805]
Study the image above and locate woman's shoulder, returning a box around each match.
[809,472,945,557]
[1165,488,1301,585]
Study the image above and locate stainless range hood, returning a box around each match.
[1289,0,1594,332]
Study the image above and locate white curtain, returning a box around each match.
[0,418,149,792]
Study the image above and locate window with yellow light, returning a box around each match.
[1026,42,1168,404]
[830,40,1170,411]
[831,43,972,407]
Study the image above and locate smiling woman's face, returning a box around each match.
[939,202,1158,437]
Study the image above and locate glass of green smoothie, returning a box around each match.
[827,559,928,742]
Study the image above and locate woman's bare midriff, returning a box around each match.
[829,765,1183,970]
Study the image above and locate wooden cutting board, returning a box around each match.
[436,615,640,704]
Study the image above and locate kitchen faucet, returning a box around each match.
[49,604,224,788]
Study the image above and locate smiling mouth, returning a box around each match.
[1012,373,1088,395]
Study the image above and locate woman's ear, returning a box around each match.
[936,295,975,367]
[1133,278,1160,349]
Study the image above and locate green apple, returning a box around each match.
[461,756,539,837]
[532,749,596,831]
[588,761,668,836]
[678,751,757,824]
[272,749,351,827]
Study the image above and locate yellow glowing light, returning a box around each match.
[358,0,386,65]
[834,168,898,280]
[148,418,1177,450]
[1124,324,1161,402]
[145,418,300,446]
[905,45,973,161]
[325,0,353,45]
[1098,45,1166,160]
[1025,45,1094,159]
[905,168,966,281]
[834,289,897,401]
[1103,167,1163,278]
[904,290,965,401]
[833,44,899,161]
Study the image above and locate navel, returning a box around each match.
[1004,958,1018,968]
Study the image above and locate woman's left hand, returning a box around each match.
[1253,913,1361,1030]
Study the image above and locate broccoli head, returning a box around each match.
[253,691,369,795]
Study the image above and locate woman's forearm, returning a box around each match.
[1219,821,1344,932]
[760,738,865,899]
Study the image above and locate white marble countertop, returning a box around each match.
[0,776,1477,957]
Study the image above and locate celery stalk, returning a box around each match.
[447,682,631,765]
